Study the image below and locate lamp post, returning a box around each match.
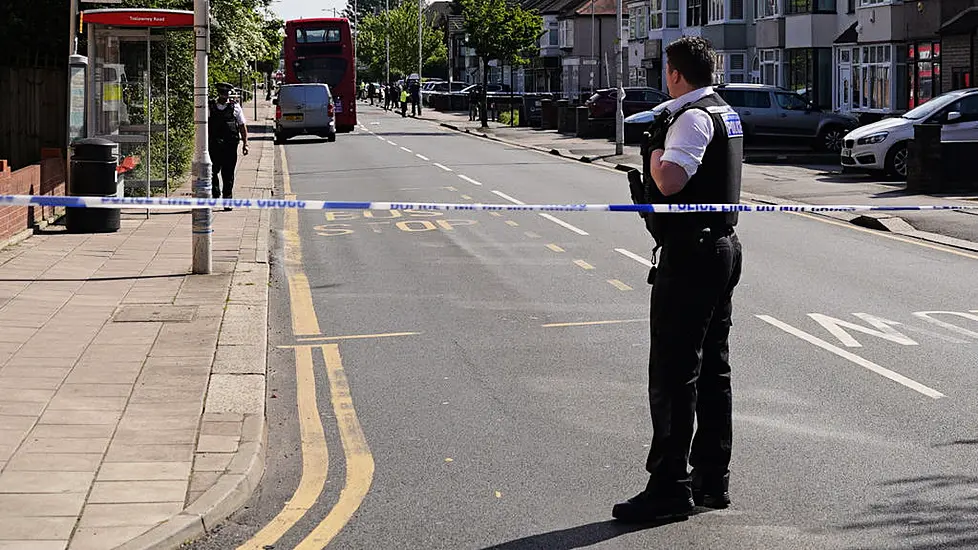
[386,0,390,84]
[418,0,423,80]
[615,0,624,155]
[192,0,213,274]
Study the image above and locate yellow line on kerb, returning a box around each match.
[238,146,329,549]
[294,344,376,549]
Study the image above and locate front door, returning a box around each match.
[839,66,852,113]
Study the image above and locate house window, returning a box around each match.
[907,42,941,109]
[751,56,761,83]
[730,0,744,19]
[628,5,648,40]
[952,69,972,90]
[859,0,888,6]
[760,48,781,87]
[666,0,680,26]
[558,19,574,48]
[649,0,664,30]
[709,0,725,22]
[787,0,834,13]
[713,53,726,83]
[755,0,780,18]
[713,52,746,83]
[852,44,893,110]
[687,0,706,26]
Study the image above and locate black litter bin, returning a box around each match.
[66,138,121,233]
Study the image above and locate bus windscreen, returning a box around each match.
[295,27,342,44]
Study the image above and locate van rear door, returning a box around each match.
[302,85,330,128]
[279,86,306,125]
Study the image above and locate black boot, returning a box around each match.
[612,484,694,523]
[691,471,730,509]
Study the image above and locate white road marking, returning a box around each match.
[539,213,589,236]
[458,175,482,186]
[614,248,653,268]
[377,135,386,140]
[433,163,453,172]
[491,190,525,205]
[416,154,429,161]
[756,315,945,399]
[387,140,398,146]
[400,146,413,153]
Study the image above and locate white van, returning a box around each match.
[274,83,336,143]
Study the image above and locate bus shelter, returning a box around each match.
[80,9,193,199]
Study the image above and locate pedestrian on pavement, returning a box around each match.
[400,86,409,117]
[209,82,249,211]
[368,82,376,105]
[615,36,744,523]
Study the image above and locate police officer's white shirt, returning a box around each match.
[659,86,716,180]
[214,101,247,126]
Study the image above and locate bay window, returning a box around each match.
[852,44,893,111]
[760,49,781,87]
[707,0,744,22]
[687,0,706,26]
[755,0,780,18]
[713,52,747,84]
[628,4,648,40]
[558,19,574,48]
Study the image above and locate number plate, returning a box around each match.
[841,148,852,158]
[284,114,303,122]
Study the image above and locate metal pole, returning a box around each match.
[385,0,390,84]
[615,0,623,155]
[145,31,152,218]
[165,30,170,197]
[253,61,258,121]
[192,0,213,274]
[67,0,79,196]
[418,0,423,80]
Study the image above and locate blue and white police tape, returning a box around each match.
[2,194,977,214]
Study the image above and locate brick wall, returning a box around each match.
[942,34,972,92]
[0,149,66,243]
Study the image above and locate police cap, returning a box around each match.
[215,82,234,94]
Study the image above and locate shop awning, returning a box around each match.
[940,7,978,35]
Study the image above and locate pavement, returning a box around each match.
[184,104,978,550]
[0,101,275,549]
[415,106,978,248]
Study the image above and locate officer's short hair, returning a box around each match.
[665,37,715,88]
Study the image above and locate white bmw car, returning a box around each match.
[841,88,978,178]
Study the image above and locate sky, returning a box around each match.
[269,0,349,21]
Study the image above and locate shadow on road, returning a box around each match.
[837,474,978,549]
[481,515,694,549]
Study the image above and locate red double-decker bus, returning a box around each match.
[283,18,357,132]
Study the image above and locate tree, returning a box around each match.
[356,0,446,82]
[458,0,542,127]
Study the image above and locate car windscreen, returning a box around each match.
[902,92,966,120]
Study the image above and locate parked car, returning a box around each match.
[273,83,336,144]
[841,88,978,178]
[586,87,671,120]
[714,83,859,152]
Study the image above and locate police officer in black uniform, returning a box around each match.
[613,36,745,523]
[209,82,249,211]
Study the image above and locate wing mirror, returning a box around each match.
[946,111,962,122]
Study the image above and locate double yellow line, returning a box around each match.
[238,147,374,550]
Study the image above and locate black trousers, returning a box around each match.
[645,230,743,496]
[211,142,238,199]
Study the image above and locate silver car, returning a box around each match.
[714,84,860,152]
[274,83,336,143]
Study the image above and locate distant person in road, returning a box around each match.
[209,82,249,211]
[615,36,744,523]
[384,83,393,111]
[410,79,422,117]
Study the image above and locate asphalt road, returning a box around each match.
[189,104,978,550]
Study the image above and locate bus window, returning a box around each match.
[294,57,348,88]
[296,28,342,44]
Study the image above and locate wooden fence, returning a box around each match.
[0,66,67,171]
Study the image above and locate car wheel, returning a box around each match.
[884,142,909,179]
[817,126,845,153]
[326,132,336,142]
